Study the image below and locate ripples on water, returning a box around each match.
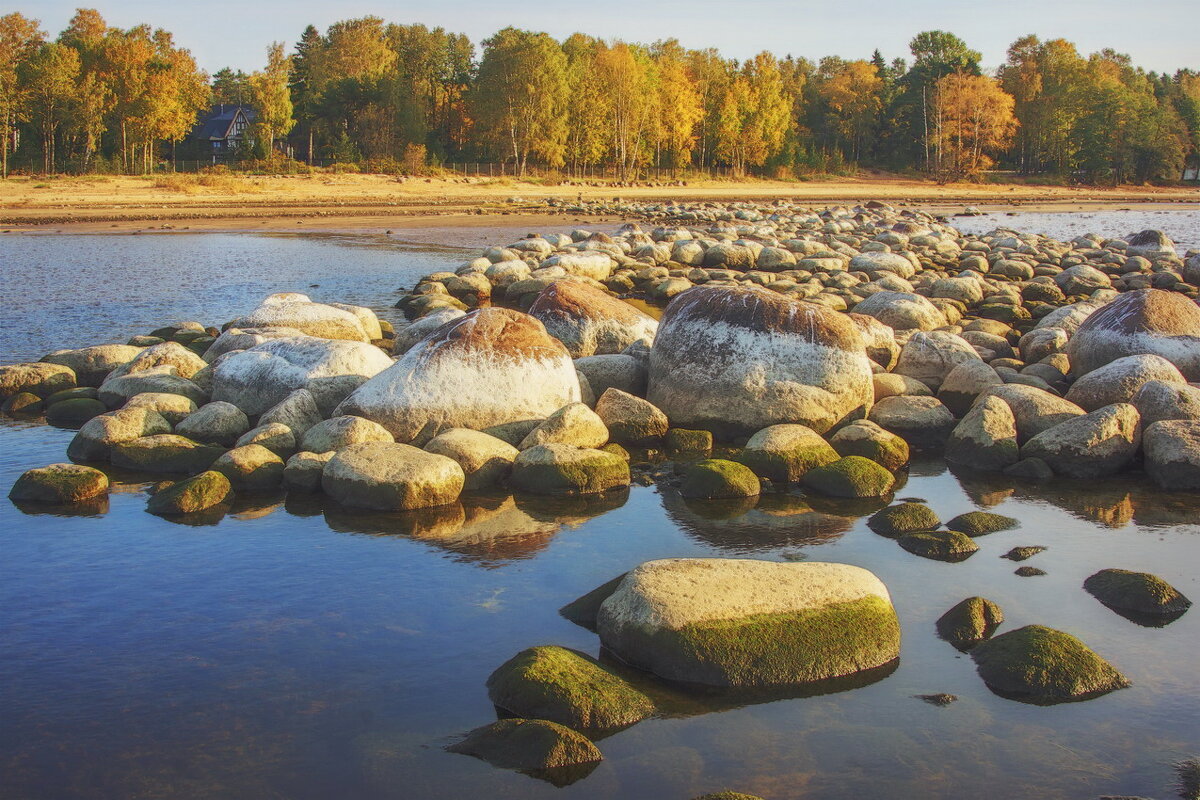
[1,223,1198,799]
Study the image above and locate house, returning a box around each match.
[189,105,256,163]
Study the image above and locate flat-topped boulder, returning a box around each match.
[528,281,658,357]
[336,308,581,441]
[1022,403,1141,479]
[321,442,464,511]
[646,285,873,437]
[230,293,376,342]
[213,336,393,417]
[9,463,109,504]
[596,559,900,688]
[1066,289,1200,380]
[41,344,143,387]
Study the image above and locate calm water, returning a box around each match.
[950,207,1200,254]
[1,222,1198,800]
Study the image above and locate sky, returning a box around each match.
[12,0,1199,76]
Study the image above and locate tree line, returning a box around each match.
[1,9,1197,183]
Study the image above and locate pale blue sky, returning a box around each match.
[13,0,1199,75]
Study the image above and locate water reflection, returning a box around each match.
[661,488,859,553]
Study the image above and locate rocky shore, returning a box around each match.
[3,198,1196,788]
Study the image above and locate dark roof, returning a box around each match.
[191,105,257,141]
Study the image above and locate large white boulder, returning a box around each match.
[230,293,377,342]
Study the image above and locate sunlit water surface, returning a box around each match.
[1,222,1198,800]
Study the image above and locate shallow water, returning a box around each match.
[2,223,1199,800]
[949,208,1200,253]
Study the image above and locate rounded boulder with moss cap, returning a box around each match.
[596,558,900,688]
[1083,568,1191,617]
[9,463,109,504]
[680,459,761,500]
[211,444,285,492]
[898,530,979,562]
[147,470,233,516]
[46,397,107,428]
[486,645,655,732]
[946,511,1018,536]
[336,308,581,441]
[110,434,225,474]
[739,424,838,483]
[936,596,1004,650]
[970,624,1130,704]
[646,284,874,438]
[828,419,909,471]
[446,718,602,775]
[509,444,630,495]
[322,442,464,511]
[802,456,895,498]
[868,502,939,537]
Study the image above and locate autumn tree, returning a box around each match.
[471,27,567,173]
[931,72,1018,180]
[19,42,79,172]
[248,42,294,157]
[594,42,655,179]
[0,12,43,177]
[716,52,791,174]
[817,59,882,162]
[58,8,111,169]
[651,39,702,171]
[562,34,608,174]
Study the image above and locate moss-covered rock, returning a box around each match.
[679,459,761,499]
[46,397,107,427]
[665,428,713,455]
[146,470,233,515]
[8,463,109,504]
[828,419,910,471]
[509,444,630,495]
[970,624,1130,703]
[738,424,839,483]
[110,434,225,474]
[1015,566,1047,577]
[867,502,940,537]
[2,391,43,415]
[446,718,602,777]
[67,407,173,462]
[801,456,895,498]
[559,572,627,630]
[1083,569,1191,616]
[946,511,1019,536]
[211,444,285,492]
[1001,546,1046,561]
[486,646,655,732]
[898,530,979,562]
[44,387,99,405]
[936,596,1004,649]
[597,559,900,688]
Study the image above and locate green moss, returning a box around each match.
[946,511,1019,536]
[898,530,979,562]
[486,645,655,732]
[739,443,838,483]
[46,398,107,427]
[510,449,630,495]
[44,387,98,405]
[1001,546,1046,561]
[147,470,233,516]
[600,443,630,461]
[635,595,900,688]
[679,459,760,499]
[970,624,1130,703]
[868,502,940,537]
[8,463,109,504]
[1083,569,1191,615]
[666,428,713,454]
[447,718,602,775]
[559,572,627,630]
[832,434,910,472]
[936,596,1004,649]
[801,456,894,498]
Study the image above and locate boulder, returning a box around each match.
[945,394,1020,471]
[847,313,900,369]
[231,293,375,341]
[301,415,394,453]
[425,428,519,490]
[234,423,296,458]
[938,361,1004,418]
[852,291,947,331]
[486,646,655,732]
[828,420,909,471]
[946,511,1018,536]
[970,625,1130,703]
[41,344,143,387]
[67,407,173,462]
[573,354,646,399]
[1142,419,1200,490]
[596,559,900,688]
[322,442,464,511]
[201,326,305,363]
[110,434,225,474]
[174,401,250,446]
[519,403,608,449]
[211,444,285,492]
[1054,264,1112,295]
[446,719,602,773]
[509,444,630,495]
[122,392,197,425]
[1129,380,1200,426]
[868,396,956,450]
[594,388,669,445]
[1083,569,1191,616]
[0,362,76,399]
[336,308,580,441]
[98,367,207,409]
[106,341,206,380]
[1066,289,1200,379]
[679,459,761,499]
[1125,229,1175,259]
[1022,403,1141,479]
[647,285,873,437]
[898,530,979,562]
[213,336,393,417]
[147,471,233,515]
[527,281,658,357]
[392,309,466,355]
[283,451,335,492]
[9,463,109,504]
[849,250,917,279]
[46,397,107,427]
[801,456,895,498]
[1064,354,1187,412]
[982,384,1086,444]
[867,502,939,537]
[258,389,324,440]
[936,597,1004,650]
[894,331,983,393]
[872,374,932,402]
[739,424,838,482]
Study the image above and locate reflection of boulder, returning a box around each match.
[661,488,855,553]
[324,501,468,539]
[945,464,1017,508]
[1006,479,1134,528]
[410,494,561,565]
[11,495,109,517]
[1127,484,1200,527]
[228,492,285,521]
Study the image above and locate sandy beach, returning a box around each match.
[1,173,1197,234]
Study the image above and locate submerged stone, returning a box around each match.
[898,530,979,562]
[446,718,602,775]
[867,502,939,537]
[936,597,1004,649]
[946,511,1019,536]
[1083,569,1191,616]
[970,625,1130,703]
